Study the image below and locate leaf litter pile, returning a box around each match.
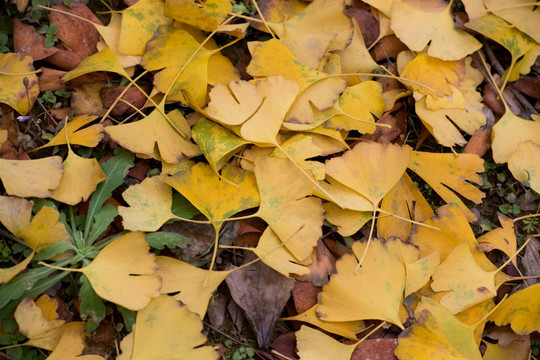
[0,0,539,359]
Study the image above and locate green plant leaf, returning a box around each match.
[79,275,106,333]
[171,193,201,219]
[145,232,192,250]
[87,204,118,245]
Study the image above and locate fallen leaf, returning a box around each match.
[477,213,518,267]
[507,140,540,194]
[164,0,230,32]
[47,322,105,360]
[0,252,34,284]
[483,335,531,360]
[405,249,440,297]
[0,196,70,252]
[391,0,481,60]
[70,83,107,117]
[484,0,540,43]
[34,115,103,151]
[63,47,129,82]
[488,283,540,334]
[296,325,358,360]
[155,256,232,317]
[0,53,39,115]
[14,297,64,341]
[13,18,58,61]
[334,18,379,75]
[226,252,294,347]
[491,110,540,164]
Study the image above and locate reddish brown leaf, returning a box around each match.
[13,19,58,61]
[373,35,407,61]
[291,281,321,314]
[351,338,398,360]
[100,85,150,117]
[39,67,67,92]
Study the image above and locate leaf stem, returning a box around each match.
[495,237,531,274]
[252,0,276,39]
[355,205,377,272]
[37,261,83,272]
[512,213,540,222]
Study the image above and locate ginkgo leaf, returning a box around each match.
[323,202,371,237]
[405,249,440,297]
[401,53,466,97]
[282,305,363,340]
[0,157,63,198]
[105,106,201,164]
[266,0,353,69]
[488,283,540,334]
[0,252,34,284]
[155,256,232,317]
[67,231,160,310]
[0,196,69,252]
[254,157,324,261]
[465,14,540,81]
[141,24,215,106]
[192,117,248,172]
[378,173,434,241]
[408,151,485,221]
[271,134,326,180]
[324,81,384,134]
[50,148,107,205]
[0,129,7,146]
[484,0,540,44]
[296,325,358,360]
[120,295,218,360]
[118,0,172,56]
[483,337,531,360]
[46,321,105,360]
[118,176,180,231]
[165,162,260,222]
[95,13,142,68]
[14,297,65,340]
[317,238,418,327]
[395,297,482,360]
[390,0,481,61]
[252,227,310,277]
[316,177,373,212]
[508,140,540,194]
[431,241,498,313]
[491,110,540,164]
[325,141,412,207]
[63,47,129,81]
[477,213,518,267]
[0,53,39,115]
[33,115,103,150]
[247,39,347,125]
[164,0,230,32]
[206,76,299,145]
[334,18,378,75]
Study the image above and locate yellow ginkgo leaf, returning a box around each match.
[33,115,103,151]
[95,13,142,68]
[282,305,363,340]
[0,196,69,252]
[483,337,531,360]
[105,106,201,164]
[164,0,230,32]
[405,249,440,297]
[0,129,7,146]
[323,202,371,237]
[316,177,373,212]
[491,110,540,164]
[431,241,498,313]
[266,0,353,69]
[34,295,59,322]
[14,297,64,341]
[192,117,248,172]
[50,148,107,205]
[46,321,105,360]
[0,53,39,115]
[141,25,215,106]
[121,295,218,360]
[334,18,378,75]
[0,157,63,198]
[252,227,310,277]
[401,53,466,97]
[254,157,324,261]
[118,0,172,56]
[484,0,540,43]
[325,81,384,134]
[52,231,160,311]
[465,14,540,81]
[395,297,482,360]
[378,173,434,241]
[317,238,418,327]
[205,80,263,126]
[325,141,412,207]
[0,252,34,284]
[296,325,358,360]
[63,47,129,82]
[477,213,518,267]
[488,283,540,334]
[165,163,260,223]
[508,140,540,194]
[408,151,484,221]
[391,0,481,61]
[155,256,232,317]
[119,176,179,232]
[247,39,347,125]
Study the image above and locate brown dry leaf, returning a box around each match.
[70,83,106,117]
[0,196,70,253]
[226,252,294,347]
[13,18,58,61]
